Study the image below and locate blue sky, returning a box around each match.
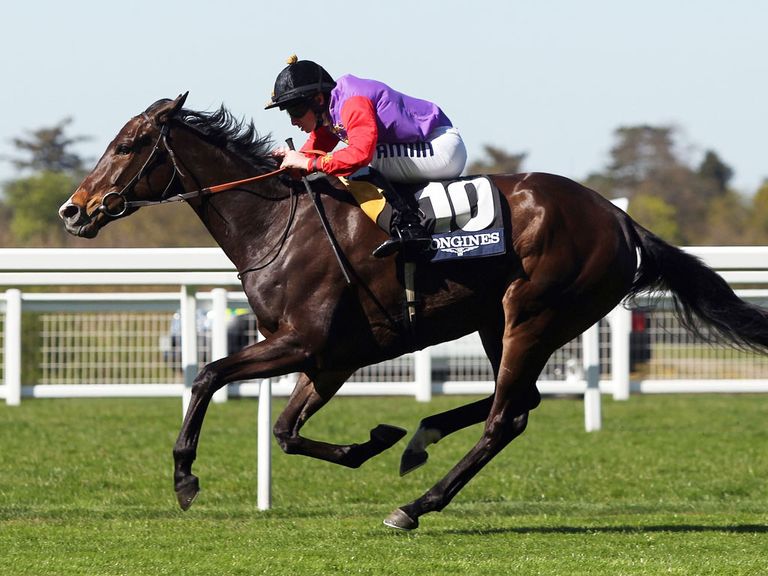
[1,0,766,194]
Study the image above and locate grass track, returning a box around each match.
[1,394,767,575]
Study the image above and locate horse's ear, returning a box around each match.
[174,91,189,111]
[154,92,189,125]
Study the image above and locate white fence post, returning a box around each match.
[257,378,272,510]
[583,323,602,431]
[180,285,198,418]
[609,305,631,400]
[4,289,22,406]
[211,288,229,404]
[414,349,432,402]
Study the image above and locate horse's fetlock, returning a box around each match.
[406,426,442,454]
[173,446,197,462]
[338,444,364,468]
[421,490,449,513]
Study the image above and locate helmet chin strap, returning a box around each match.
[310,94,328,130]
[314,111,325,130]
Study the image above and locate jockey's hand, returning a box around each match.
[278,149,310,173]
[270,146,290,159]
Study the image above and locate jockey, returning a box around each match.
[266,55,467,258]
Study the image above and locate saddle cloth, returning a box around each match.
[343,175,506,262]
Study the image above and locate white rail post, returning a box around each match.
[4,289,22,406]
[414,349,432,402]
[609,305,631,401]
[257,378,272,510]
[211,288,229,404]
[582,322,602,431]
[180,285,198,418]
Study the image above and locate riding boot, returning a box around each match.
[373,209,433,259]
[349,168,433,259]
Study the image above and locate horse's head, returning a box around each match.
[59,93,188,238]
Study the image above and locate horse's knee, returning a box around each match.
[190,365,218,397]
[272,424,300,455]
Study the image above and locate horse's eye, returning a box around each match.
[116,143,132,156]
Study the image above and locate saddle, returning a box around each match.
[341,175,507,263]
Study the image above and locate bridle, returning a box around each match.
[96,113,287,219]
[93,112,304,277]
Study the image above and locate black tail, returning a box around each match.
[626,221,768,353]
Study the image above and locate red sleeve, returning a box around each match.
[300,126,339,155]
[313,96,378,176]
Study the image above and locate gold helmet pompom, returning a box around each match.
[286,54,298,65]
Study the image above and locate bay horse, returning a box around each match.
[59,93,768,530]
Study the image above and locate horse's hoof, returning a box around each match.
[399,449,428,476]
[175,475,200,511]
[370,424,407,448]
[383,508,419,531]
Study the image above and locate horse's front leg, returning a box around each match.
[173,327,309,511]
[273,372,407,468]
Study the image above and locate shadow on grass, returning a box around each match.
[441,524,768,536]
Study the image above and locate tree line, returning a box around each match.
[2,120,767,247]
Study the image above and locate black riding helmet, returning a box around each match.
[265,55,336,110]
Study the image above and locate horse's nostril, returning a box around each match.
[60,204,82,221]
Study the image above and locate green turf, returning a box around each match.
[1,393,766,575]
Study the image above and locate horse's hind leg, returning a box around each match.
[400,395,494,475]
[273,372,406,468]
[400,319,506,475]
[385,304,551,530]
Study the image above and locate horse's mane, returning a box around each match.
[149,100,277,171]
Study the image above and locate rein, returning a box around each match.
[103,167,289,216]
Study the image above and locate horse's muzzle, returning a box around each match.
[58,202,100,238]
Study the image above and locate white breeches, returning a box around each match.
[370,126,467,183]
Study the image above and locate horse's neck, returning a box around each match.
[174,131,288,272]
[194,185,294,277]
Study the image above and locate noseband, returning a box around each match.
[97,113,286,219]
